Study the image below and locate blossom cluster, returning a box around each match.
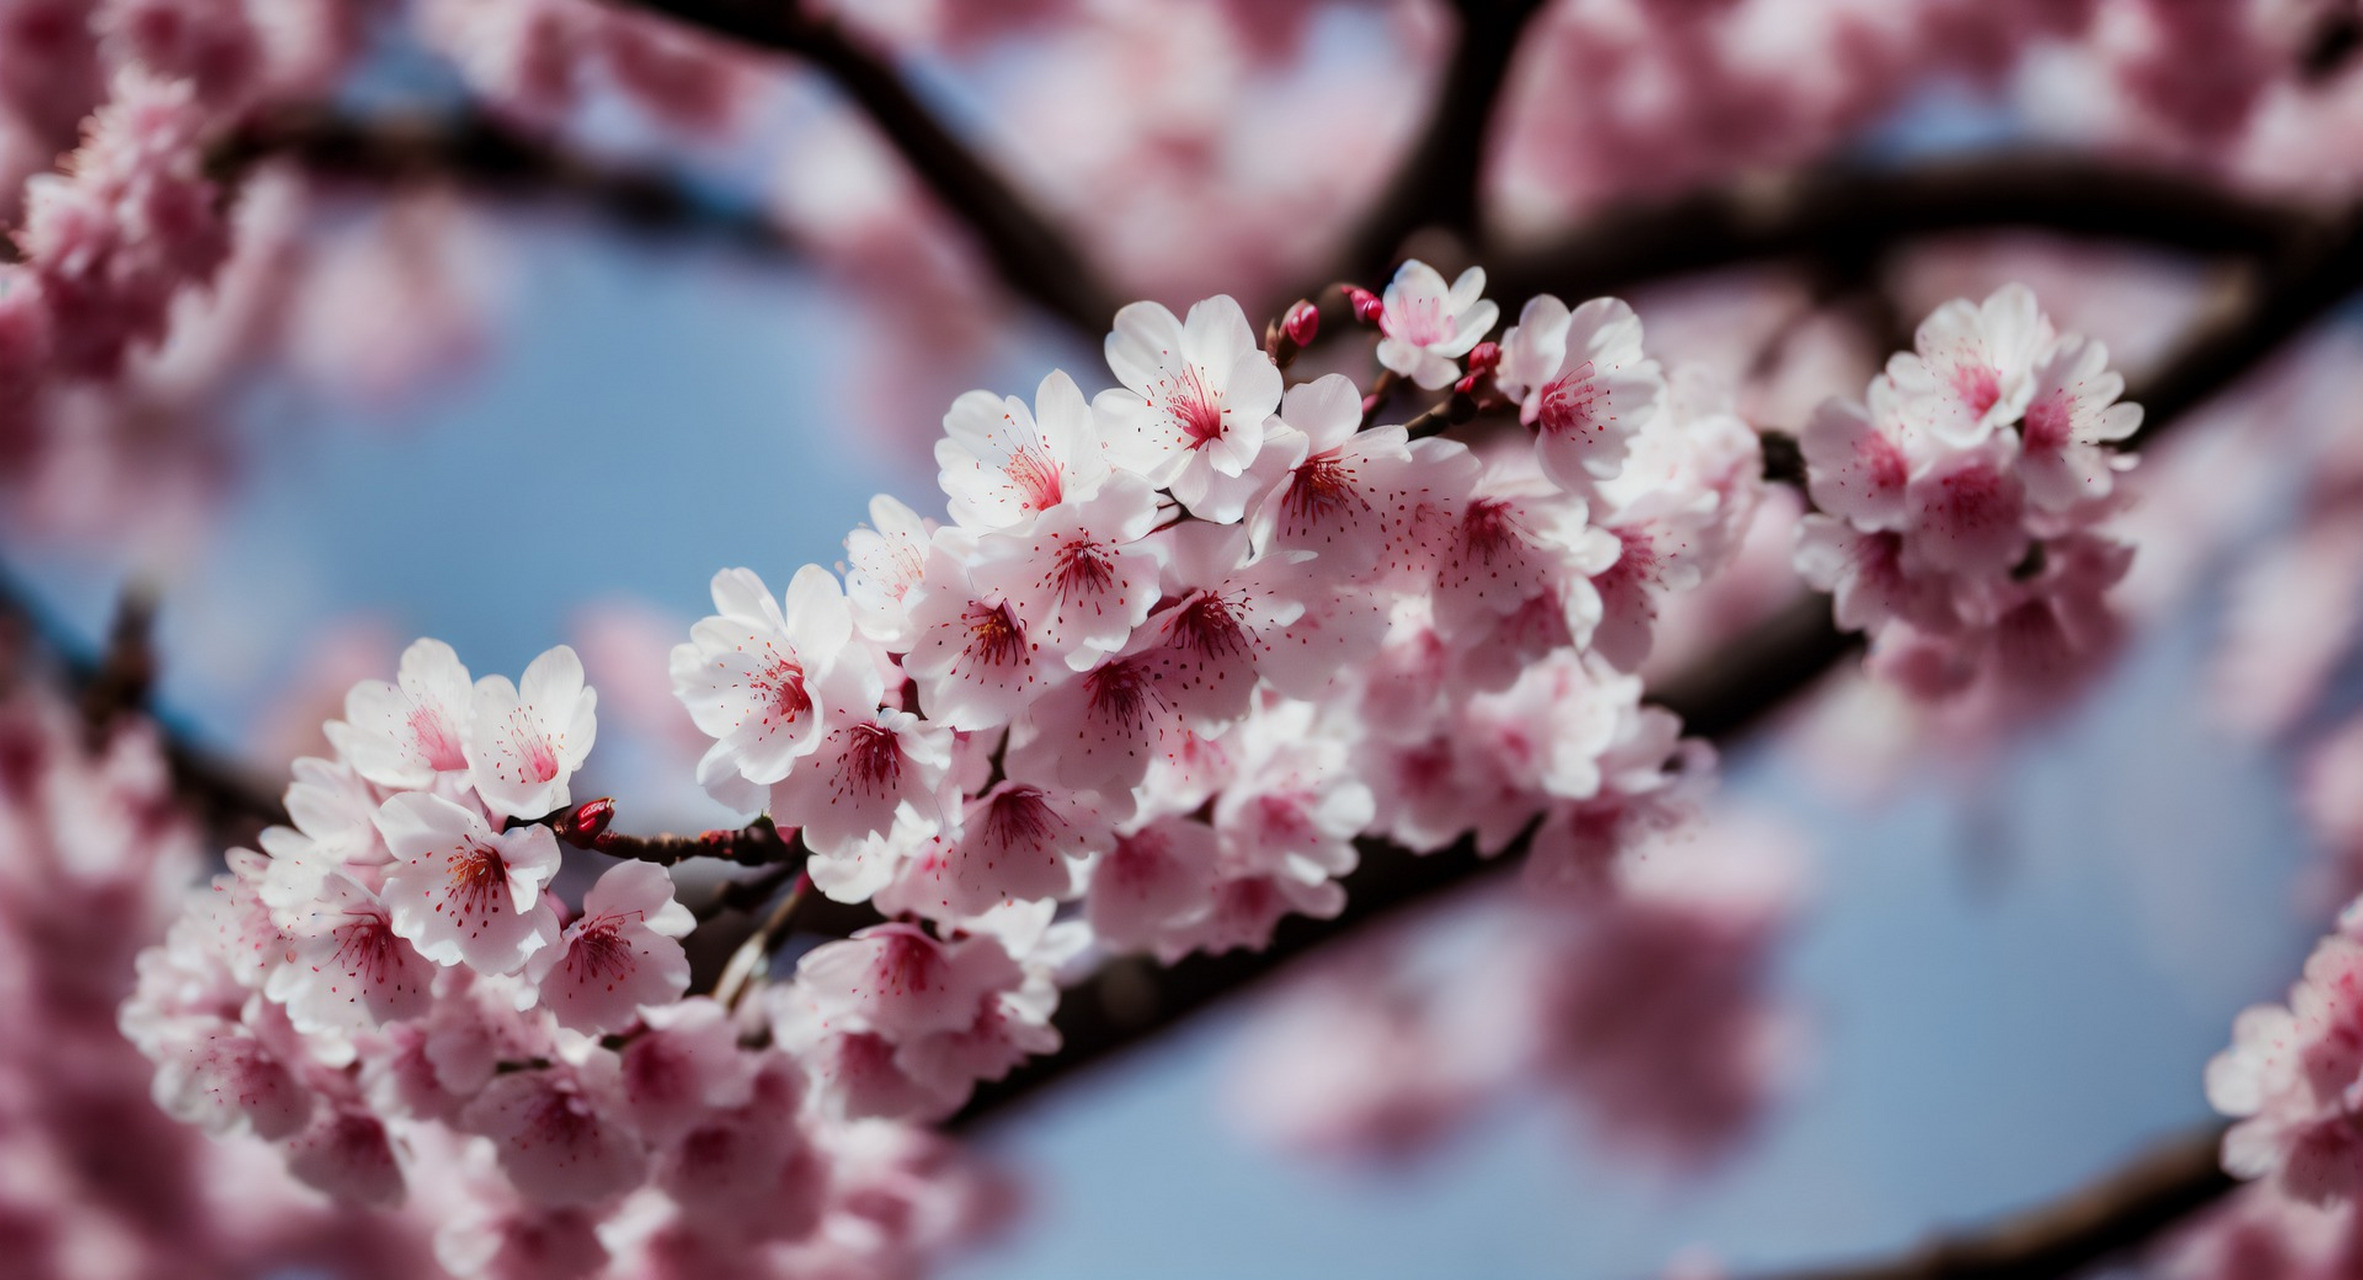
[0,676,453,1280]
[1791,283,2143,700]
[674,259,1753,1130]
[118,640,1009,1278]
[2207,904,2363,1207]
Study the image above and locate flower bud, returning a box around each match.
[558,798,617,846]
[1465,341,1501,377]
[1283,300,1320,347]
[1342,286,1383,325]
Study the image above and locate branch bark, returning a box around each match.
[1483,152,2335,307]
[612,0,1120,332]
[220,105,798,257]
[1338,0,1552,277]
[1751,1123,2234,1280]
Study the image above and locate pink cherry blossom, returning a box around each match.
[279,1106,407,1209]
[1009,648,1191,797]
[937,368,1111,531]
[329,636,476,789]
[263,870,436,1035]
[844,493,935,648]
[1130,521,1312,727]
[1085,816,1220,953]
[1798,378,1921,531]
[524,860,694,1034]
[2017,332,2142,511]
[671,565,853,788]
[771,677,955,858]
[375,792,562,975]
[794,923,1020,1041]
[619,997,757,1147]
[654,1052,827,1242]
[466,645,598,820]
[1495,294,1664,489]
[1886,282,2054,445]
[460,1049,649,1206]
[968,471,1164,671]
[1902,431,2030,579]
[2209,931,2363,1204]
[903,541,1069,731]
[1376,260,1499,390]
[924,781,1112,917]
[1249,372,1419,577]
[1095,293,1279,505]
[433,1201,609,1280]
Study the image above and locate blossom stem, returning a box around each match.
[710,871,812,1011]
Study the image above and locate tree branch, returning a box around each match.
[1483,152,2332,307]
[610,0,1119,332]
[1338,0,1552,277]
[1750,1123,2234,1280]
[949,207,2363,1130]
[219,105,799,256]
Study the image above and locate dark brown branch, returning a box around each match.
[1484,152,2331,308]
[1751,1123,2234,1280]
[950,209,2363,1130]
[612,0,1119,332]
[219,105,799,256]
[1339,0,1552,276]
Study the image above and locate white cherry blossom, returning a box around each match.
[936,368,1111,532]
[670,565,852,789]
[843,494,934,648]
[1094,293,1279,505]
[1375,260,1498,390]
[2017,333,2141,511]
[329,637,476,790]
[375,792,562,975]
[466,645,597,820]
[1886,281,2053,445]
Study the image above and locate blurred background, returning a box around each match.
[8,1,2363,1276]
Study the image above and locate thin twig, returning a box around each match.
[711,871,811,1011]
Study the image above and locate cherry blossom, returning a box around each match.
[264,870,436,1035]
[1376,260,1499,390]
[771,683,956,858]
[968,471,1164,671]
[375,792,563,975]
[2017,333,2142,510]
[1249,372,1418,577]
[331,636,476,789]
[1095,293,1280,510]
[1885,282,2053,445]
[672,565,853,789]
[465,645,597,820]
[844,493,935,648]
[903,542,1068,731]
[460,1049,650,1206]
[1495,294,1665,490]
[937,368,1112,531]
[524,860,694,1034]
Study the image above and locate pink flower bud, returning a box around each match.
[1342,286,1382,325]
[1283,300,1320,347]
[558,798,616,846]
[1465,341,1501,377]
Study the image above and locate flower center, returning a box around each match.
[1004,443,1063,511]
[958,601,1027,674]
[1169,366,1226,449]
[1538,362,1601,441]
